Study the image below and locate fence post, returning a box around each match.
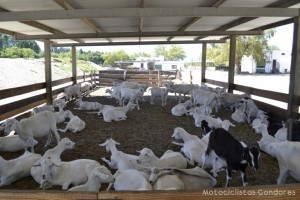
[83,71,85,82]
[190,70,193,84]
[44,39,53,105]
[98,70,101,87]
[157,70,161,87]
[93,70,96,85]
[123,70,127,81]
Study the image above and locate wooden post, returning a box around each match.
[201,43,207,84]
[93,70,96,85]
[98,70,101,86]
[83,71,85,82]
[190,70,193,84]
[228,35,236,93]
[287,17,300,140]
[44,39,52,105]
[72,46,77,85]
[157,70,161,86]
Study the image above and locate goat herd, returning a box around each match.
[0,80,299,192]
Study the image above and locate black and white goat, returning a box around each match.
[203,128,260,187]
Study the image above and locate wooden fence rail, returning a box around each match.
[0,69,294,122]
[1,183,300,200]
[0,72,95,121]
[98,69,177,87]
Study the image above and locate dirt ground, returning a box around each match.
[0,87,298,191]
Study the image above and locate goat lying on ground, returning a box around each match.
[146,166,216,190]
[0,151,41,187]
[31,138,76,184]
[68,166,114,192]
[99,138,139,170]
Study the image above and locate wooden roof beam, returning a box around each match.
[15,30,262,40]
[0,7,298,22]
[194,0,300,41]
[53,0,112,43]
[167,0,227,41]
[139,0,145,43]
[51,39,226,47]
[0,6,83,43]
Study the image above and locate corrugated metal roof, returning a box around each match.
[0,0,299,46]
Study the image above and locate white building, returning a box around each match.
[241,50,291,73]
[132,56,184,71]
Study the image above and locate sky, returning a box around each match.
[37,23,294,62]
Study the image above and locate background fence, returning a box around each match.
[0,70,178,122]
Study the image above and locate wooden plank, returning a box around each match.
[234,85,289,103]
[254,100,287,120]
[97,184,300,200]
[0,190,97,200]
[228,35,236,93]
[205,79,228,88]
[0,93,46,116]
[100,70,125,74]
[99,74,125,78]
[0,82,45,100]
[52,77,73,86]
[44,39,52,105]
[0,99,45,121]
[201,43,207,83]
[126,74,158,79]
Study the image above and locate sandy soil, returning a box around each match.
[0,88,298,191]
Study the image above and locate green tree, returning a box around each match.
[101,50,130,66]
[154,45,186,61]
[165,45,186,61]
[0,34,15,50]
[153,46,167,58]
[130,52,151,60]
[207,29,276,72]
[15,40,41,54]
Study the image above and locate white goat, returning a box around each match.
[194,114,235,132]
[221,93,250,111]
[54,110,73,124]
[171,100,192,116]
[39,158,101,190]
[251,111,269,134]
[99,138,139,170]
[68,166,114,192]
[80,81,93,94]
[190,88,221,113]
[171,127,206,166]
[256,124,280,157]
[31,138,76,184]
[74,98,102,111]
[231,108,247,123]
[188,105,213,117]
[32,104,55,114]
[136,148,187,169]
[0,151,42,187]
[107,169,152,191]
[53,99,66,111]
[58,114,86,133]
[269,141,300,184]
[63,84,82,101]
[274,122,287,142]
[119,87,144,110]
[0,133,38,152]
[166,83,199,102]
[102,102,136,122]
[149,86,169,106]
[4,111,61,152]
[148,166,217,190]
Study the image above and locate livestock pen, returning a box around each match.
[1,0,300,199]
[0,86,300,199]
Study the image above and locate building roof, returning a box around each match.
[0,0,299,46]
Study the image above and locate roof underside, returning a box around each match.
[0,0,299,46]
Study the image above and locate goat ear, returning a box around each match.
[136,150,141,153]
